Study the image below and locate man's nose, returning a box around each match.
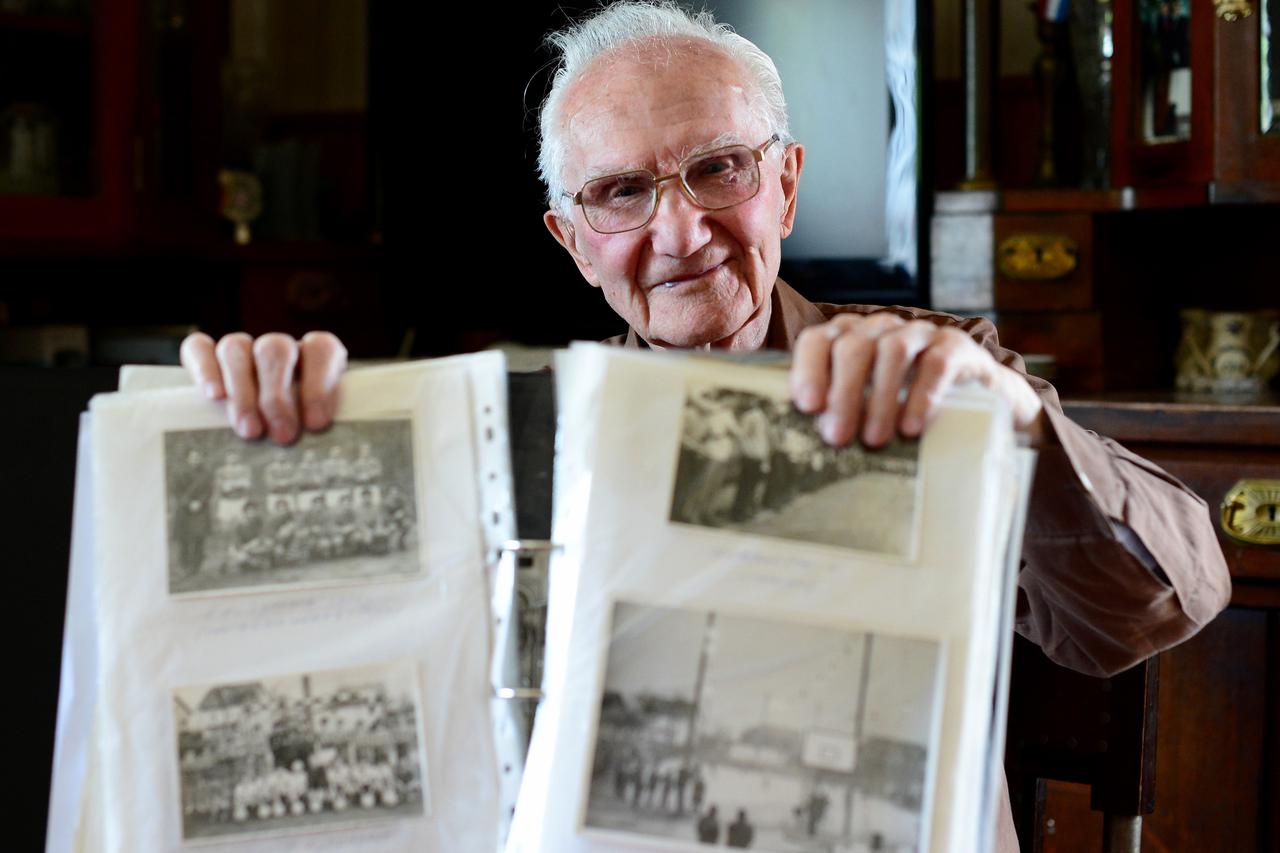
[647,181,712,258]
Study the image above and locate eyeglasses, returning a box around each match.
[567,134,780,234]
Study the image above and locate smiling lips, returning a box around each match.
[654,259,727,289]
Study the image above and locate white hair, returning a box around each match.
[537,1,792,214]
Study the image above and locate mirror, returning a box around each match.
[1138,0,1193,143]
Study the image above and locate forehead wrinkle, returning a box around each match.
[560,37,762,187]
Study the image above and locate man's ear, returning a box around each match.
[778,142,804,240]
[544,209,601,288]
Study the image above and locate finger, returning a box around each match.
[790,313,903,414]
[820,330,878,446]
[298,331,348,432]
[179,332,225,400]
[253,333,301,445]
[862,321,937,446]
[790,324,838,413]
[899,333,969,438]
[214,333,263,440]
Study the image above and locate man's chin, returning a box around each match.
[648,315,764,351]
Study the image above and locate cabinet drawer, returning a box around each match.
[994,214,1093,311]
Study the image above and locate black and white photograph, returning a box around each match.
[164,418,420,595]
[173,660,427,842]
[584,601,940,852]
[670,384,919,557]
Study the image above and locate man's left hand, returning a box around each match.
[789,313,1047,447]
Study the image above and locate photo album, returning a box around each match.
[51,354,522,852]
[49,344,1034,853]
[510,344,1034,853]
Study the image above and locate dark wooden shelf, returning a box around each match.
[1062,392,1280,447]
[0,12,91,36]
[1001,186,1208,213]
[0,237,384,263]
[1208,181,1280,205]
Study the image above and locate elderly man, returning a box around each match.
[179,2,1228,848]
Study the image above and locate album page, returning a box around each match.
[510,343,1021,853]
[85,353,513,852]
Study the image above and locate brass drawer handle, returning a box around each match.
[1220,479,1280,546]
[997,234,1079,281]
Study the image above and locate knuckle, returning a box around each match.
[831,332,871,360]
[301,330,347,357]
[904,319,935,338]
[215,332,253,359]
[180,331,213,352]
[252,333,297,363]
[796,325,819,344]
[877,333,912,361]
[920,346,952,374]
[938,327,973,349]
[257,389,291,417]
[796,324,831,348]
[868,312,905,330]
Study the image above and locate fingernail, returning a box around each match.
[304,401,327,431]
[236,413,260,439]
[796,384,821,412]
[863,421,885,447]
[817,412,841,445]
[270,418,298,445]
[202,381,219,400]
[901,414,922,436]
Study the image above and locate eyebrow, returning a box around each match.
[582,131,750,182]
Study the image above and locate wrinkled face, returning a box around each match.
[545,40,803,350]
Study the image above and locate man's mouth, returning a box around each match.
[655,260,727,289]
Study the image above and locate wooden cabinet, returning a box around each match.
[1110,0,1280,199]
[1057,397,1280,852]
[0,0,140,240]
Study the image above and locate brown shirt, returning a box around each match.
[612,277,1232,851]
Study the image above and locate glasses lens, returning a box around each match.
[580,171,656,233]
[683,146,760,208]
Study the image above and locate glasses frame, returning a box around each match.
[566,133,781,235]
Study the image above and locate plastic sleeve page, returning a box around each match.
[978,447,1037,853]
[87,357,503,853]
[506,346,608,846]
[46,413,99,853]
[511,345,1014,853]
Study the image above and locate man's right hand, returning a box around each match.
[179,331,348,445]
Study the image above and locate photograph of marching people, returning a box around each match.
[173,660,427,841]
[670,383,920,558]
[164,418,420,595]
[584,601,941,852]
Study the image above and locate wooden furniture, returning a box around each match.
[1110,0,1280,200]
[1006,638,1160,853]
[1031,395,1280,852]
[0,1,140,241]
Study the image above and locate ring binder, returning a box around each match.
[498,539,561,556]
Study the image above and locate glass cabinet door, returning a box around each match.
[0,0,95,197]
[1138,0,1193,142]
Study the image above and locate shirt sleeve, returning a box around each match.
[955,314,1233,677]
